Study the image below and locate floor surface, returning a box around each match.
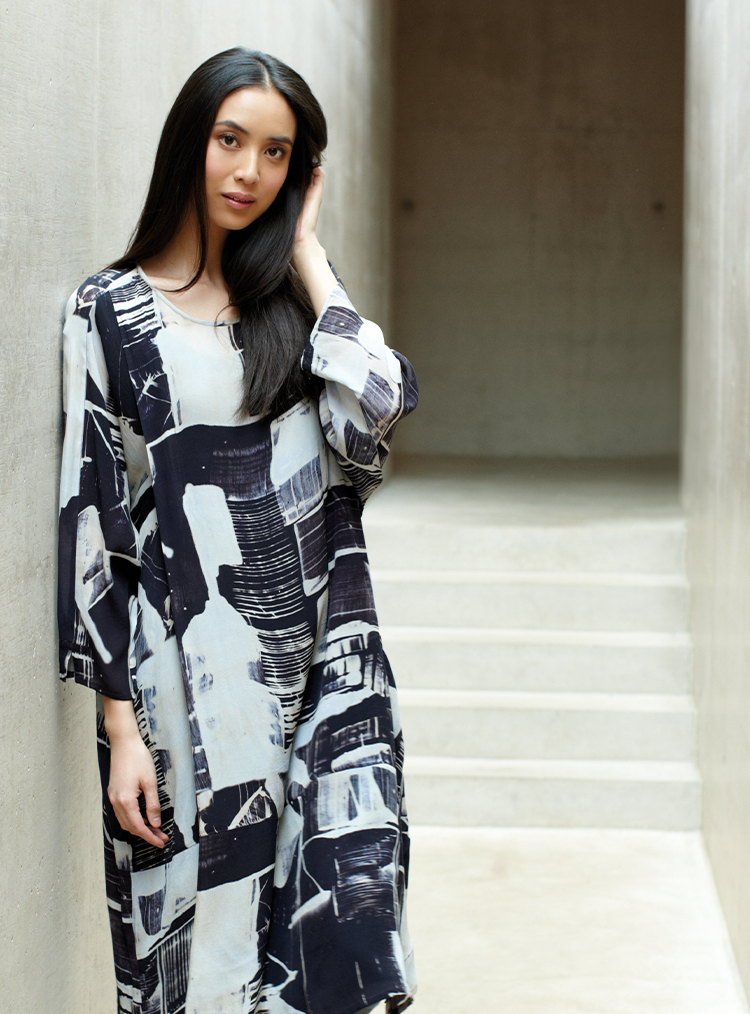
[407,826,749,1013]
[378,460,746,1012]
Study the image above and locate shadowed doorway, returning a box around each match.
[390,0,685,461]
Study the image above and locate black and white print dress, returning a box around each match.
[57,266,418,1014]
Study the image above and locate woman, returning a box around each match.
[58,47,417,1014]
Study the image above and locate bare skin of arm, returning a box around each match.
[102,696,169,849]
[103,171,333,849]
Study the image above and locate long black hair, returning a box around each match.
[112,48,328,418]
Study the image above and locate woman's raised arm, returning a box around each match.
[291,173,418,501]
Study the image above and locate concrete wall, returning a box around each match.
[392,0,685,458]
[683,0,750,999]
[0,3,391,1010]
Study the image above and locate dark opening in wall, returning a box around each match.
[392,0,685,458]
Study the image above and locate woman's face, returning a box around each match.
[204,86,297,237]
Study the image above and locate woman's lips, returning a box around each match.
[222,193,256,210]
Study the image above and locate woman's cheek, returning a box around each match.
[276,169,294,203]
[204,151,221,186]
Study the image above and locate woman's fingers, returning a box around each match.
[291,169,327,282]
[295,167,325,242]
[289,168,336,313]
[107,736,168,849]
[112,793,168,849]
[143,780,162,830]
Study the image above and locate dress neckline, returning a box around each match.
[136,265,240,326]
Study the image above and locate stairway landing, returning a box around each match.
[371,454,683,526]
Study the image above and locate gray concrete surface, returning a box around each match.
[0,3,391,1011]
[408,826,748,1013]
[682,0,750,1003]
[365,459,700,832]
[391,0,685,458]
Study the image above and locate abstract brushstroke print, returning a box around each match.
[58,267,418,1014]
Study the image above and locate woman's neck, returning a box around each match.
[139,212,235,321]
[143,210,226,285]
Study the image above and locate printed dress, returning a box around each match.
[57,266,418,1014]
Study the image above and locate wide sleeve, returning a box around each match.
[57,285,140,699]
[301,282,418,502]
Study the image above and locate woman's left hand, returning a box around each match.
[292,167,325,258]
[291,167,337,316]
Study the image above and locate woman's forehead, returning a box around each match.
[215,87,297,140]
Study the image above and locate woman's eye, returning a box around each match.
[267,146,285,159]
[219,133,239,148]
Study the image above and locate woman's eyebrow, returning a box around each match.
[216,119,250,136]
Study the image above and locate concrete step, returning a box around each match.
[398,689,696,762]
[364,518,685,574]
[404,756,701,830]
[372,570,688,632]
[382,626,691,693]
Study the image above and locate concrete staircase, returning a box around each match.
[363,459,699,829]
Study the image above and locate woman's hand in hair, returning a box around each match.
[293,166,325,251]
[291,167,337,317]
[102,697,169,850]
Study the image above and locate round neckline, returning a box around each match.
[136,265,240,326]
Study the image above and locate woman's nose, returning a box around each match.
[236,151,260,184]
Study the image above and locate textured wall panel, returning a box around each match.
[0,3,391,1010]
[683,0,750,1001]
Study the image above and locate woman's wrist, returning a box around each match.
[102,696,141,742]
[291,236,327,273]
[292,240,337,318]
